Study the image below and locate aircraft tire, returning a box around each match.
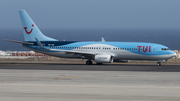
[86,61,92,65]
[157,62,161,66]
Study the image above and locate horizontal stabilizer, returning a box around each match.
[4,39,34,45]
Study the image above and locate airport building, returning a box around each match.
[0,50,47,56]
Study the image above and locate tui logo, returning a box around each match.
[24,24,34,34]
[137,46,151,52]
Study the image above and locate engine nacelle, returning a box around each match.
[94,55,113,63]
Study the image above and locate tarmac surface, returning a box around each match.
[0,64,180,101]
[0,63,180,72]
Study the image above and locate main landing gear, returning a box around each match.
[157,62,161,66]
[86,60,92,65]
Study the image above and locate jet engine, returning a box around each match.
[94,54,113,63]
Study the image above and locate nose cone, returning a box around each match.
[169,51,176,58]
[173,52,177,57]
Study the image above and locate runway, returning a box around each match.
[0,64,180,101]
[0,63,180,72]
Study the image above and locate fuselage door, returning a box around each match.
[152,46,156,54]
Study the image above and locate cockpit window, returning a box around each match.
[161,48,170,50]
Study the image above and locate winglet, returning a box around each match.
[101,37,105,42]
[35,38,49,50]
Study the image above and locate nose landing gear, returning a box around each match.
[157,60,166,66]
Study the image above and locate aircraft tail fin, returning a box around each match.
[19,10,57,41]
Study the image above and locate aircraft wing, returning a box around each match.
[50,49,96,55]
[34,38,94,55]
[50,49,115,57]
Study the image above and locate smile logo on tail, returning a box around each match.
[24,24,34,34]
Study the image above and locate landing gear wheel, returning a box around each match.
[86,60,92,65]
[157,62,161,66]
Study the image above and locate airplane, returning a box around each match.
[5,10,176,66]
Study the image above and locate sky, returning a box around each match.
[0,0,180,29]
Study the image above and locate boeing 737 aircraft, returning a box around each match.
[6,10,176,66]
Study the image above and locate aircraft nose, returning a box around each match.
[170,51,176,57]
[168,51,176,58]
[173,52,177,57]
